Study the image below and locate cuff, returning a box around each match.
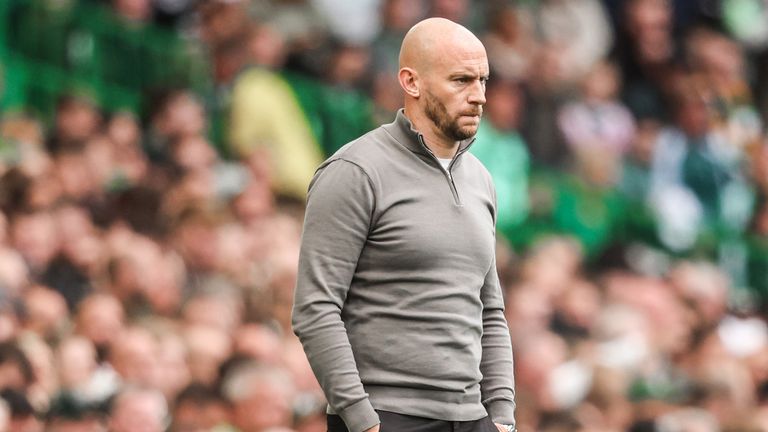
[487,400,517,426]
[338,398,380,432]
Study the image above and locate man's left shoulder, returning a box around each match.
[462,151,493,179]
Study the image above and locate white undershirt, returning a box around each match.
[437,157,452,170]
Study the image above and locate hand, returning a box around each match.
[364,425,380,432]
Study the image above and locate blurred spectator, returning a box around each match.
[370,0,424,76]
[54,334,117,406]
[524,0,613,85]
[182,324,232,387]
[649,76,751,252]
[615,0,681,121]
[170,383,230,432]
[310,0,381,45]
[283,38,376,157]
[369,0,424,123]
[153,323,192,401]
[146,89,207,163]
[470,76,530,246]
[519,45,570,167]
[224,21,325,199]
[74,293,125,361]
[558,60,637,157]
[9,210,60,277]
[45,391,106,432]
[220,361,296,432]
[107,326,161,389]
[112,0,152,23]
[107,386,168,432]
[655,407,718,432]
[1,387,43,432]
[48,94,102,153]
[428,0,477,29]
[0,340,34,392]
[685,27,763,154]
[483,4,536,82]
[721,0,768,125]
[20,285,68,342]
[233,323,283,366]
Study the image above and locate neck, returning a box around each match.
[422,134,458,158]
[403,107,459,158]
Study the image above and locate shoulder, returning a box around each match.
[311,128,388,188]
[461,151,496,193]
[320,125,399,173]
[463,151,493,178]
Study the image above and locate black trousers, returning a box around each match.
[327,411,499,432]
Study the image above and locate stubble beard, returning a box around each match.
[424,90,479,141]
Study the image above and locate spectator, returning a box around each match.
[558,60,637,157]
[615,0,681,121]
[45,392,106,432]
[54,334,116,406]
[9,210,60,278]
[470,76,531,246]
[170,383,230,432]
[74,293,125,361]
[20,285,68,342]
[226,49,325,199]
[0,340,34,392]
[524,0,613,85]
[649,77,750,252]
[107,326,161,389]
[1,388,43,432]
[220,361,296,432]
[107,386,168,432]
[49,95,102,153]
[483,4,537,82]
[182,324,232,387]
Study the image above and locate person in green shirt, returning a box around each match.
[470,76,530,246]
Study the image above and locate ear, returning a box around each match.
[398,67,420,98]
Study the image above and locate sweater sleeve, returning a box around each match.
[291,159,380,432]
[479,251,517,425]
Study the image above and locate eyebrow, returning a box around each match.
[449,72,489,80]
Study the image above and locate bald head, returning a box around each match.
[399,18,484,71]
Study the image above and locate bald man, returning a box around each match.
[292,18,517,432]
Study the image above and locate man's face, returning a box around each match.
[421,44,488,142]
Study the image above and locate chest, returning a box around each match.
[363,161,496,272]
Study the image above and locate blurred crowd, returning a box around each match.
[1,0,768,431]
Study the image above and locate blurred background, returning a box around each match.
[0,0,767,431]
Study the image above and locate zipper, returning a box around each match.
[418,135,463,206]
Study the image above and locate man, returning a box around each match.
[292,17,517,432]
[107,386,168,432]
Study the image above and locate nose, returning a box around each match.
[468,80,486,105]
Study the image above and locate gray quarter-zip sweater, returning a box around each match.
[292,110,516,432]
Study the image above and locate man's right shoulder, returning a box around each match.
[322,125,395,170]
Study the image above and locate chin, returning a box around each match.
[460,126,479,138]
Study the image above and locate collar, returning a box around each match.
[384,109,476,158]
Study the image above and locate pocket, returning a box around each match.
[326,414,349,432]
[482,416,500,432]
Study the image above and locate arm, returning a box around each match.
[291,159,380,432]
[479,253,517,426]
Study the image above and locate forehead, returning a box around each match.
[431,39,488,75]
